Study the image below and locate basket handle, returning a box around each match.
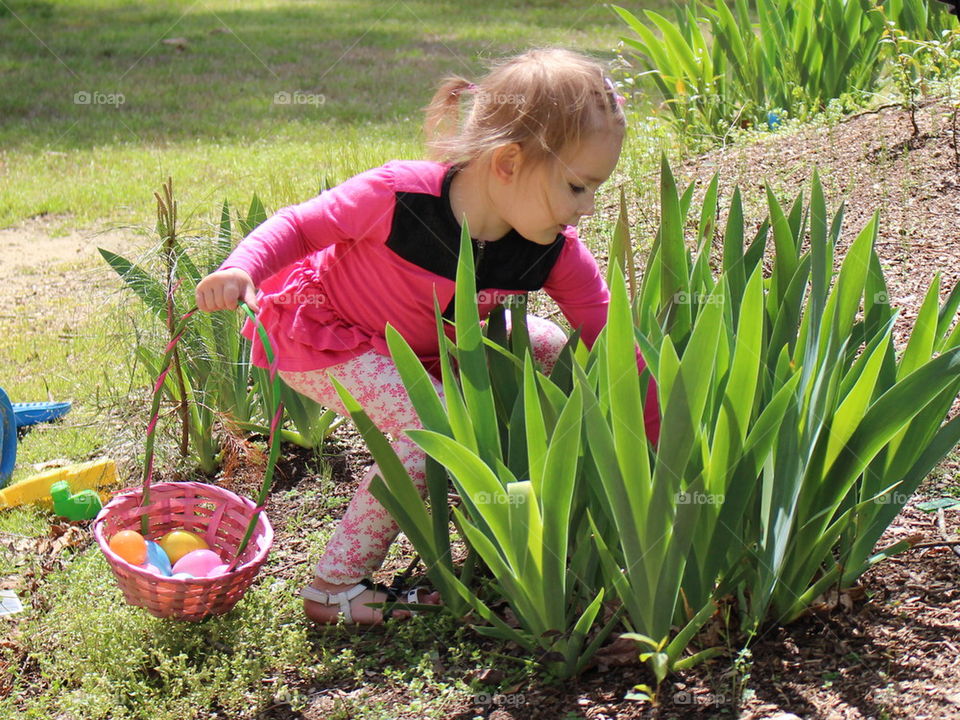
[139,306,197,535]
[229,302,284,569]
[138,302,284,571]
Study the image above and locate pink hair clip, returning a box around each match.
[453,82,478,98]
[604,77,626,109]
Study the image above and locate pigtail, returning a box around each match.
[423,76,475,161]
[422,49,625,167]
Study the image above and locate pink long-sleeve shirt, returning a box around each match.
[221,159,660,443]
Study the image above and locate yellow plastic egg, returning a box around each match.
[158,530,209,565]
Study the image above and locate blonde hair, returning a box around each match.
[423,48,626,168]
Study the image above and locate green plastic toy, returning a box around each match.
[50,480,102,521]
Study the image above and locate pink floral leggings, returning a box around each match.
[279,314,568,584]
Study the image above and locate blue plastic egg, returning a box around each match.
[145,540,173,576]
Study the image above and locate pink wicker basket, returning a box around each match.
[93,303,282,621]
[93,481,274,621]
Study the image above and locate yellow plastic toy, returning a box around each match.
[0,458,116,510]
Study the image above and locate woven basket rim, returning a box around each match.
[93,480,274,574]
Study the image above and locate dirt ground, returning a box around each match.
[678,100,960,354]
[3,101,960,720]
[0,216,136,295]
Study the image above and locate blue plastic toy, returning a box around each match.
[13,401,72,429]
[0,392,72,490]
[0,389,16,488]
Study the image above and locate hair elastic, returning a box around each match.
[453,82,477,99]
[604,77,626,109]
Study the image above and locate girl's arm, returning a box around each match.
[543,231,661,445]
[197,164,397,312]
[218,164,398,288]
[541,232,610,350]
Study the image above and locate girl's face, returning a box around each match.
[500,130,624,246]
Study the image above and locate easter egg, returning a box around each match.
[172,549,223,577]
[170,572,194,580]
[158,530,209,564]
[145,541,172,576]
[143,563,162,575]
[109,530,147,565]
[208,564,230,577]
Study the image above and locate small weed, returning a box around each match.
[729,647,753,705]
[821,670,841,687]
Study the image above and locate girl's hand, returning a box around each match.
[196,268,259,312]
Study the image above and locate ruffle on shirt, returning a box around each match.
[243,264,389,371]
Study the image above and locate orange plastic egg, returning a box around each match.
[109,529,147,565]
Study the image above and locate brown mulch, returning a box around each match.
[676,100,960,354]
[259,483,960,720]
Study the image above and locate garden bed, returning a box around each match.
[3,101,960,720]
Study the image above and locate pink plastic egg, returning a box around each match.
[172,549,223,577]
[208,564,230,577]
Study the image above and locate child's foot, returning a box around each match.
[301,577,441,625]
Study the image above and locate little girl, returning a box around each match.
[196,48,660,625]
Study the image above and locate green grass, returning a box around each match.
[0,544,533,719]
[0,265,146,486]
[0,262,148,585]
[0,0,675,230]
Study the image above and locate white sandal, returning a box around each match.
[300,578,436,623]
[300,578,403,623]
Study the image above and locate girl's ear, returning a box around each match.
[490,143,524,184]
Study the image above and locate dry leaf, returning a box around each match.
[592,635,642,670]
[464,668,505,685]
[808,585,867,615]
